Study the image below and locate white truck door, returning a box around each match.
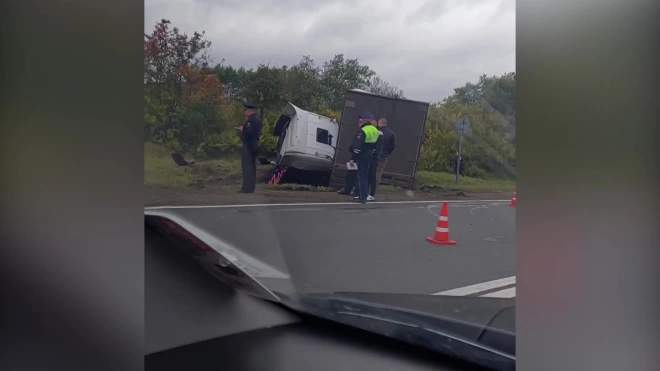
[306,115,337,160]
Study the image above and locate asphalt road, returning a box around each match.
[149,200,516,297]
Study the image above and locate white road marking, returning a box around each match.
[481,287,516,298]
[272,208,325,212]
[424,202,506,217]
[469,205,489,215]
[426,205,439,217]
[432,276,516,296]
[144,199,510,210]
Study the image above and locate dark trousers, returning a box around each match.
[240,145,257,192]
[356,152,373,201]
[368,157,388,197]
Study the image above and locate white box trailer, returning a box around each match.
[272,102,339,172]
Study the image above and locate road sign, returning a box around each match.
[454,116,470,135]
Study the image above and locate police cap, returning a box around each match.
[242,102,257,109]
[359,111,375,120]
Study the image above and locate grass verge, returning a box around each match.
[145,142,515,193]
[144,142,193,187]
[414,171,515,192]
[144,142,245,187]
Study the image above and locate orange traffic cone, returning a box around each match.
[426,202,457,245]
[509,190,516,207]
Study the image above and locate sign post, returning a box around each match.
[453,116,470,184]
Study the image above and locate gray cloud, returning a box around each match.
[145,0,515,102]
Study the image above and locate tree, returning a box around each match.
[285,55,323,111]
[144,19,227,155]
[320,54,375,110]
[452,73,516,142]
[366,75,405,99]
[419,93,516,178]
[144,19,212,103]
[213,63,248,100]
[179,65,224,106]
[240,63,287,117]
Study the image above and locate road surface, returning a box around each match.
[146,200,516,297]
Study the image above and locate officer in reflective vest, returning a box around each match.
[357,119,384,202]
[348,111,379,203]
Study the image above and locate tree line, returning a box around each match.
[144,19,516,179]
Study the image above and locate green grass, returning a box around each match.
[144,142,243,187]
[144,142,193,186]
[414,171,515,192]
[145,142,515,193]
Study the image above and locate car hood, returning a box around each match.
[145,210,515,370]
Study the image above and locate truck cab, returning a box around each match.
[272,102,339,172]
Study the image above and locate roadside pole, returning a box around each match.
[456,126,463,184]
[453,116,470,185]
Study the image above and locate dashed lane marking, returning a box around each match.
[432,276,516,298]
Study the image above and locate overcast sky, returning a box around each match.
[145,0,515,103]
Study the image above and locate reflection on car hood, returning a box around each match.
[284,292,515,371]
[304,291,515,335]
[145,211,295,302]
[145,210,515,370]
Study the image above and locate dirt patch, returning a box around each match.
[419,184,447,192]
[185,163,272,187]
[145,184,511,207]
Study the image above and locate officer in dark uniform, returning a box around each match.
[347,111,379,203]
[358,119,384,201]
[236,102,262,193]
[366,118,396,200]
[337,113,376,197]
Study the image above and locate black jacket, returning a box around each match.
[348,128,366,161]
[240,114,262,152]
[378,126,396,158]
[348,125,380,161]
[373,131,384,158]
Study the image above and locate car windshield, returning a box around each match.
[144,3,515,369]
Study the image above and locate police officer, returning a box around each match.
[357,118,385,201]
[337,113,377,197]
[367,118,396,200]
[236,102,262,193]
[348,111,379,203]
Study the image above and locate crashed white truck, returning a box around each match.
[267,102,339,184]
